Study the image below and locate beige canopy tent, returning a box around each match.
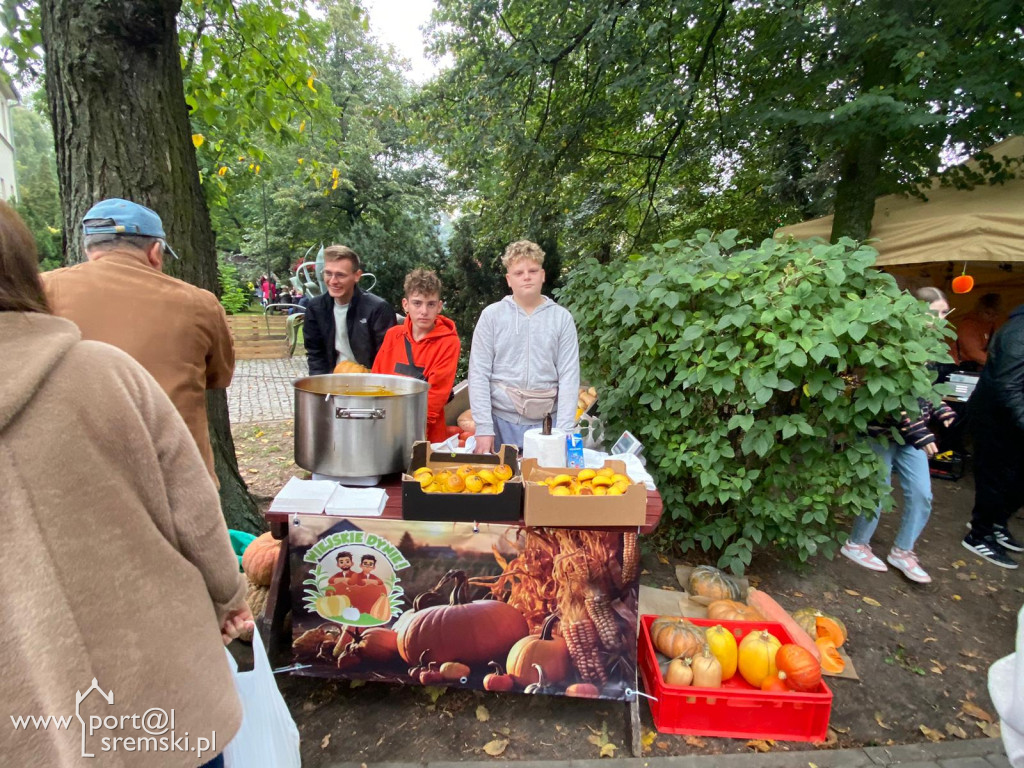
[775,136,1024,312]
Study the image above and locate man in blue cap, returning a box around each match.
[42,198,234,482]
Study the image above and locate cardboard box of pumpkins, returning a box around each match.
[401,441,523,522]
[520,458,646,527]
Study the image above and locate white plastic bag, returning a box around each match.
[222,626,301,768]
[989,604,1024,767]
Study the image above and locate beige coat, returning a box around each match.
[0,314,245,767]
[42,250,235,478]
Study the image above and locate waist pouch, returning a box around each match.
[500,384,557,421]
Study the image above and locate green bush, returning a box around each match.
[558,231,952,573]
[218,257,251,315]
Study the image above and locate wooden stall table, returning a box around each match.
[260,475,663,757]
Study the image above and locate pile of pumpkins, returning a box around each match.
[651,565,849,690]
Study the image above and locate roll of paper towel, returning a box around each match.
[523,427,568,468]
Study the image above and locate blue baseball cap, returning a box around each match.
[82,198,179,260]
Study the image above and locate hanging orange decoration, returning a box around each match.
[952,263,974,294]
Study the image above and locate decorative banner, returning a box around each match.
[288,515,640,701]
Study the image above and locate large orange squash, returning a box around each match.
[506,614,571,687]
[650,617,705,659]
[816,637,846,674]
[396,570,528,668]
[242,532,279,587]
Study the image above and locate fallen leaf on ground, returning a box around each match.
[960,649,983,659]
[320,734,331,749]
[660,585,678,591]
[875,712,892,730]
[814,729,839,748]
[945,724,968,739]
[951,594,962,601]
[961,701,993,722]
[684,735,707,747]
[657,553,670,564]
[793,591,804,597]
[831,725,850,734]
[862,596,881,607]
[951,559,966,569]
[746,739,775,752]
[641,569,651,575]
[923,637,937,643]
[919,725,945,742]
[476,705,490,722]
[422,685,447,703]
[929,660,946,674]
[978,721,1001,739]
[640,729,657,752]
[483,739,508,756]
[890,623,905,633]
[957,663,978,672]
[600,743,617,757]
[844,589,860,596]
[349,680,365,688]
[656,741,670,750]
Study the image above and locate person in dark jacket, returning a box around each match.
[841,287,956,584]
[962,303,1024,569]
[303,245,397,374]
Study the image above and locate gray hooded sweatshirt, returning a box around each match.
[468,295,580,436]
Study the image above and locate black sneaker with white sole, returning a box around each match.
[962,532,1019,569]
[966,522,1024,553]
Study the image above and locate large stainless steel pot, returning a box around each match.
[294,373,429,476]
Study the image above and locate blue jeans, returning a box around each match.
[850,440,933,551]
[492,415,541,450]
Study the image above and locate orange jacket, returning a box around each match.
[372,315,460,442]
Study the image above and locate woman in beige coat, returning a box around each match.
[0,201,253,767]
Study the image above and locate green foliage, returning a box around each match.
[218,257,252,314]
[558,232,953,573]
[10,102,62,269]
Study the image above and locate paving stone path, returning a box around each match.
[228,356,307,424]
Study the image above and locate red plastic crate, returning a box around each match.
[638,614,833,742]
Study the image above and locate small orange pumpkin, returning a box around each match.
[775,643,822,692]
[506,613,571,687]
[242,532,279,586]
[706,600,765,623]
[760,673,789,692]
[952,274,974,294]
[650,617,706,659]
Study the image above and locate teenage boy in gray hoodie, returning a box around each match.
[470,240,580,453]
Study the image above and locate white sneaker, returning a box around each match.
[841,542,887,572]
[887,548,932,584]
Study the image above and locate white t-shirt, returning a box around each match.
[333,302,356,364]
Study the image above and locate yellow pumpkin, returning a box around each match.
[737,630,782,688]
[315,594,351,617]
[704,624,738,680]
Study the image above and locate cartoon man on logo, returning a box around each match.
[349,554,383,585]
[325,551,354,594]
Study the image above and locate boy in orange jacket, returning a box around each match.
[372,269,460,442]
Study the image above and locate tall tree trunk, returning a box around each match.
[829,132,885,242]
[40,0,261,532]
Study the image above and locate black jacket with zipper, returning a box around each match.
[303,286,397,374]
